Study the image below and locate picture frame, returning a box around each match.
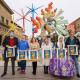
[0,46,4,61]
[52,48,58,58]
[57,48,66,59]
[6,47,15,58]
[29,50,38,61]
[68,45,78,55]
[0,50,3,60]
[42,49,52,60]
[38,49,42,61]
[17,50,27,60]
[26,50,29,59]
[78,55,80,65]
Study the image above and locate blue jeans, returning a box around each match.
[18,60,26,70]
[71,56,79,74]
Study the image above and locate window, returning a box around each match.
[1,16,4,23]
[6,19,8,25]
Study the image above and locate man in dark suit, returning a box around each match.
[1,30,18,77]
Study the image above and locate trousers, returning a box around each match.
[32,62,37,74]
[3,57,15,74]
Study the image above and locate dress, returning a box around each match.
[49,56,76,77]
[49,36,76,77]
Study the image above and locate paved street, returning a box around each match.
[0,66,80,80]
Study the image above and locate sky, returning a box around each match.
[5,0,80,37]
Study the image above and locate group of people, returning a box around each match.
[1,30,39,77]
[0,30,80,78]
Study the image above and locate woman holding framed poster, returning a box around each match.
[65,30,80,77]
[29,50,38,61]
[49,35,76,77]
[41,36,52,74]
[57,36,66,60]
[17,34,29,74]
[30,37,40,75]
[49,36,66,76]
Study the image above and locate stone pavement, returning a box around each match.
[0,66,80,80]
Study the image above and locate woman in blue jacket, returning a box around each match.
[18,35,29,74]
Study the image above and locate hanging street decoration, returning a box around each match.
[31,2,69,37]
[26,3,43,36]
[13,9,30,33]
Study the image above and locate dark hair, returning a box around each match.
[30,37,36,43]
[44,36,48,42]
[51,33,58,43]
[47,35,50,38]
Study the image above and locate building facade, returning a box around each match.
[74,18,80,32]
[0,0,23,45]
[0,0,14,45]
[14,22,23,38]
[67,17,80,33]
[0,0,14,35]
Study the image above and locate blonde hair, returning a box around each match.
[57,35,65,48]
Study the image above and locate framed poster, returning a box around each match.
[0,50,3,60]
[57,48,66,59]
[6,47,15,58]
[38,49,42,61]
[26,50,29,59]
[17,50,27,60]
[52,48,57,58]
[42,49,52,60]
[29,50,38,61]
[78,55,80,65]
[68,45,78,55]
[0,46,4,61]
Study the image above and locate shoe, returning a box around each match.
[46,71,48,74]
[44,71,46,74]
[12,73,15,75]
[20,70,25,74]
[32,71,36,75]
[33,73,36,75]
[22,70,26,74]
[44,70,48,74]
[77,74,80,78]
[44,72,48,74]
[1,73,6,77]
[46,72,48,74]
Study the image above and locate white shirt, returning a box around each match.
[41,42,52,66]
[41,42,52,49]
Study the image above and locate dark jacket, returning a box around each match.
[2,36,18,60]
[65,36,80,48]
[65,36,80,57]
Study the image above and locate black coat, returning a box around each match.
[65,36,80,57]
[65,36,80,48]
[2,36,18,60]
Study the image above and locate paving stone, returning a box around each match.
[0,66,79,80]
